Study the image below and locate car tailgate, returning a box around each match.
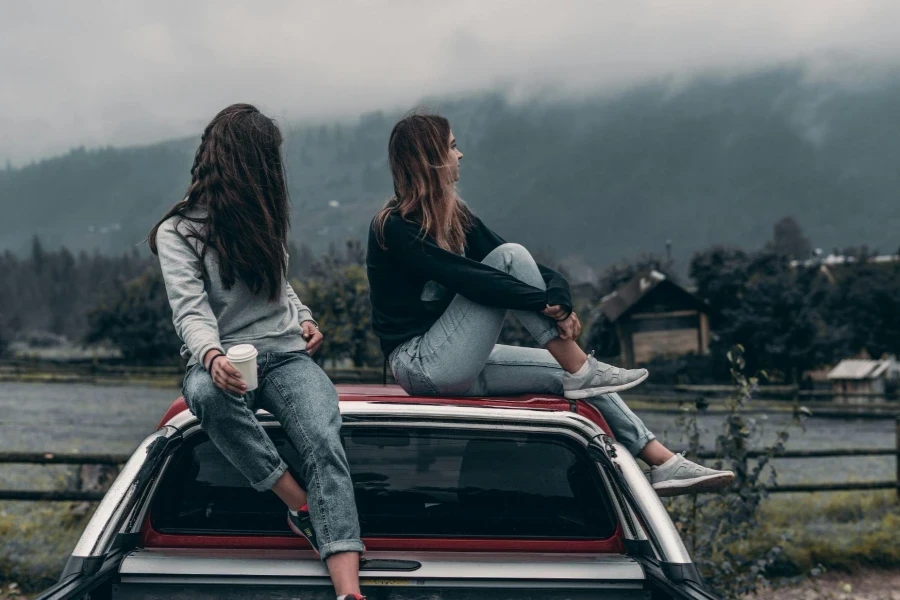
[115,548,648,599]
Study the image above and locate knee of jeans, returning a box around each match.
[183,372,219,420]
[491,244,545,287]
[499,243,531,265]
[303,419,344,461]
[481,242,528,266]
[297,395,342,451]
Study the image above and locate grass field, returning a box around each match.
[1,380,897,597]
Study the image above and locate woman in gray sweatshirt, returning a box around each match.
[148,104,365,600]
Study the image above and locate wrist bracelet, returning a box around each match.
[208,354,226,372]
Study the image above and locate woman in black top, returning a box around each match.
[365,113,734,496]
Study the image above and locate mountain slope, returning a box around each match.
[2,68,899,273]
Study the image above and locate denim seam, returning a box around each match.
[483,359,562,368]
[392,356,439,396]
[269,370,333,545]
[626,431,656,457]
[532,326,559,347]
[416,300,477,360]
[498,246,560,347]
[236,391,287,485]
[319,538,366,562]
[599,394,655,457]
[250,460,289,491]
[605,393,645,429]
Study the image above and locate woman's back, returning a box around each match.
[366,213,454,356]
[149,103,314,367]
[156,211,312,365]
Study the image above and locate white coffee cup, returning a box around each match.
[226,344,259,392]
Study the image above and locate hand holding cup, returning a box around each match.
[206,352,247,395]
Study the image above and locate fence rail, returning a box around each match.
[0,490,106,501]
[0,451,130,465]
[0,362,392,384]
[2,420,897,501]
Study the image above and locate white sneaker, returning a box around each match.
[650,453,735,497]
[563,353,649,398]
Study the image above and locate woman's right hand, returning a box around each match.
[204,351,247,395]
[543,304,571,321]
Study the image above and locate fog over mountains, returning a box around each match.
[3,68,899,278]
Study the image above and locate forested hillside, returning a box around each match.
[3,68,899,273]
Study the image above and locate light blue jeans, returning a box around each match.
[183,350,364,560]
[389,243,656,456]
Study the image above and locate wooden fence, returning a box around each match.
[1,414,897,502]
[0,360,392,385]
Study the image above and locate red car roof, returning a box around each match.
[157,384,614,436]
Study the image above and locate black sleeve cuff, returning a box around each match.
[546,288,573,313]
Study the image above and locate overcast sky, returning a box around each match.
[3,0,900,165]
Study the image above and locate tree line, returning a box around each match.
[3,217,900,382]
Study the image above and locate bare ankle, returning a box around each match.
[546,338,589,373]
[639,441,675,466]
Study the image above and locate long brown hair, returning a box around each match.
[148,103,290,301]
[373,112,471,252]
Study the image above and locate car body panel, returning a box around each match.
[36,385,715,600]
[119,548,645,582]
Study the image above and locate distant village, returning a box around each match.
[600,248,900,403]
[3,219,900,403]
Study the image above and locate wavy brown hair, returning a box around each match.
[373,112,471,252]
[148,103,289,301]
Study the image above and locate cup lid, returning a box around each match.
[226,344,258,362]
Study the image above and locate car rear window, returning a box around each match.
[151,426,618,539]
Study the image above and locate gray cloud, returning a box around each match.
[2,0,900,164]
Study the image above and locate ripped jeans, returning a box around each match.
[389,243,656,456]
[182,350,364,560]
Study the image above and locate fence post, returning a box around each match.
[896,414,899,503]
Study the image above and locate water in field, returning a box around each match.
[0,381,895,488]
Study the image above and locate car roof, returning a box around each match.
[157,384,612,434]
[336,384,576,409]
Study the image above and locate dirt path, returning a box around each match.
[762,569,900,600]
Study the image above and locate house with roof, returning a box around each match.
[599,270,711,368]
[826,358,898,404]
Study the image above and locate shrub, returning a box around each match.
[665,345,808,598]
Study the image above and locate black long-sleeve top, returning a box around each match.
[366,212,572,357]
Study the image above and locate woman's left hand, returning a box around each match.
[557,311,582,340]
[301,321,324,354]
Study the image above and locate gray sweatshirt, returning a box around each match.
[156,214,315,366]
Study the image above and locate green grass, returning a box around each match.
[761,490,900,573]
[0,502,93,594]
[2,491,898,595]
[746,491,900,576]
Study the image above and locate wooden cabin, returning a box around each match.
[599,270,710,368]
[826,358,896,404]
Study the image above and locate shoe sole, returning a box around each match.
[563,370,649,399]
[652,472,735,497]
[287,515,320,556]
